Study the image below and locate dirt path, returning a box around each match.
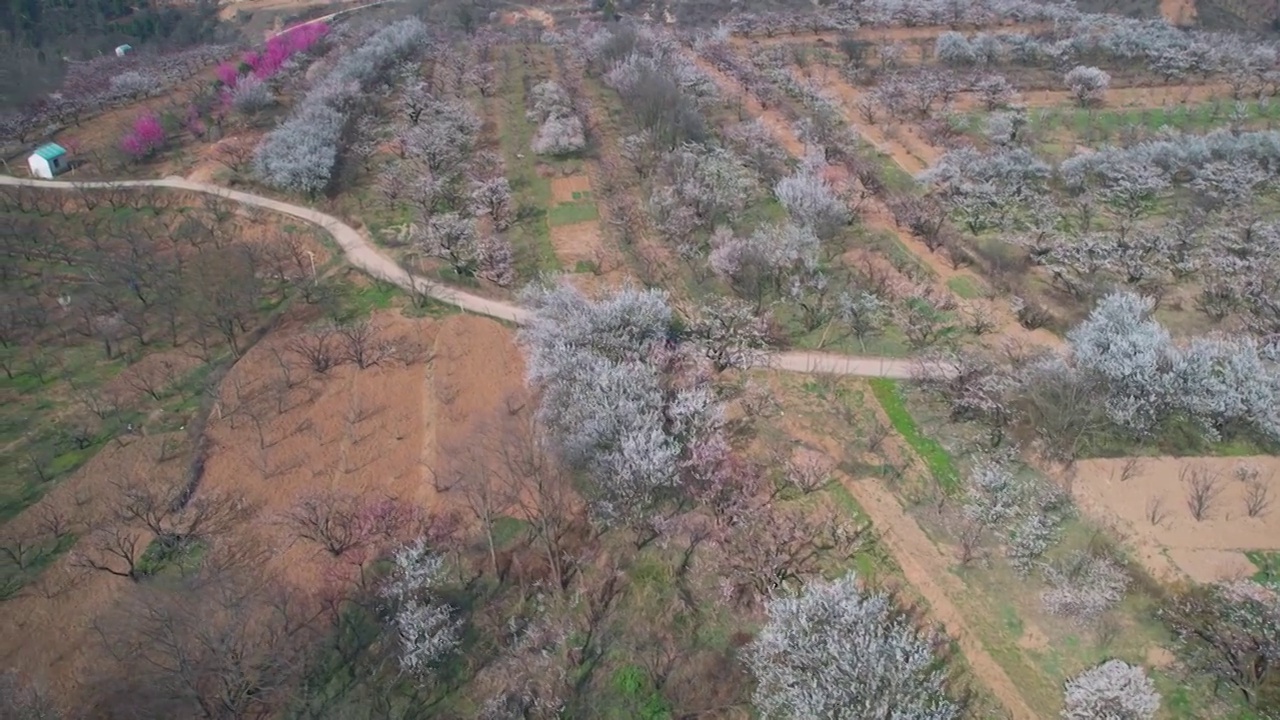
[690,55,807,157]
[0,174,926,377]
[1160,0,1198,25]
[845,476,1038,720]
[798,64,940,175]
[731,22,1052,48]
[953,81,1233,112]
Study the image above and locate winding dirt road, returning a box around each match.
[0,174,921,378]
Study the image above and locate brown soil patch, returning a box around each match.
[550,174,593,204]
[1161,0,1198,25]
[0,308,530,705]
[0,434,188,699]
[431,314,526,460]
[1071,456,1280,583]
[198,311,441,588]
[217,0,342,23]
[550,221,606,268]
[186,133,263,184]
[500,6,554,29]
[1146,646,1177,668]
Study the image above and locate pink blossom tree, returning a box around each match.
[216,61,240,88]
[120,112,166,160]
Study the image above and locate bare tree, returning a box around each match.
[283,490,368,557]
[0,670,61,720]
[443,432,515,580]
[1146,495,1169,526]
[74,480,245,582]
[1118,457,1144,483]
[493,410,583,594]
[287,323,343,374]
[338,319,389,370]
[784,452,835,495]
[74,525,148,582]
[1183,464,1223,521]
[1244,480,1272,518]
[283,489,423,559]
[88,561,321,719]
[722,504,868,607]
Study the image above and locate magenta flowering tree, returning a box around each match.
[216,62,240,89]
[246,22,328,80]
[120,112,166,160]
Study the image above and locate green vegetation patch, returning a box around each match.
[946,275,985,300]
[1245,550,1280,585]
[606,665,672,720]
[547,200,600,227]
[0,531,77,600]
[496,47,560,276]
[137,537,207,578]
[868,378,959,492]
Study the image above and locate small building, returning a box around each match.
[115,44,133,57]
[27,143,68,179]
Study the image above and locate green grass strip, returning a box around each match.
[1245,550,1280,585]
[868,378,959,493]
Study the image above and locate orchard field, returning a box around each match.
[2,0,1280,719]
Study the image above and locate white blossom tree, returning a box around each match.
[1065,66,1111,108]
[1041,552,1131,624]
[688,296,771,371]
[519,282,720,524]
[1061,660,1160,720]
[710,223,820,311]
[380,539,462,679]
[746,573,961,720]
[470,177,514,230]
[1067,292,1177,435]
[935,32,975,66]
[230,75,275,115]
[775,162,850,240]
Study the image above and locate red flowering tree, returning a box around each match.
[120,112,166,160]
[244,22,328,80]
[216,61,240,88]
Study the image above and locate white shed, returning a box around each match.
[28,143,68,179]
[115,44,133,57]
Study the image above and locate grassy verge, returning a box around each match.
[947,275,985,300]
[868,378,959,493]
[548,200,600,226]
[496,46,559,277]
[1080,414,1277,459]
[1245,550,1280,584]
